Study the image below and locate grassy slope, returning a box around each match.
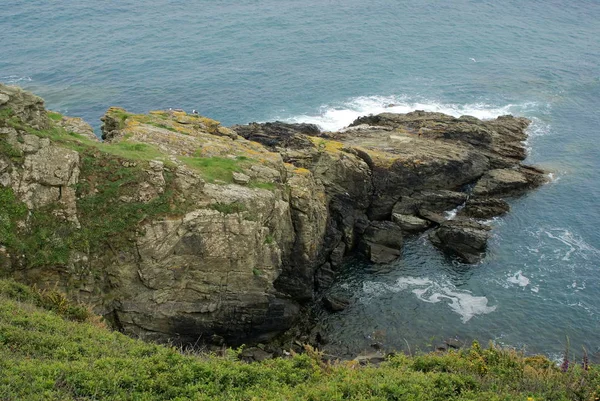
[0,280,598,401]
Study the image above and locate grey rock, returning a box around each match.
[315,263,335,290]
[458,198,510,219]
[364,243,402,264]
[392,213,431,232]
[232,172,250,184]
[429,219,491,263]
[240,347,273,362]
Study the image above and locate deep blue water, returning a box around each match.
[2,0,600,361]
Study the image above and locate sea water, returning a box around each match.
[2,0,599,361]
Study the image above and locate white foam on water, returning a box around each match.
[362,276,496,323]
[280,95,537,132]
[1,75,33,84]
[541,228,600,261]
[507,271,530,287]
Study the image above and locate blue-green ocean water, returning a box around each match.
[2,0,599,360]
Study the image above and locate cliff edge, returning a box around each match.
[0,84,547,345]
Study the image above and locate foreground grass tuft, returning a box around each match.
[0,279,598,400]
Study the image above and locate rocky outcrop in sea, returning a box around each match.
[0,84,547,346]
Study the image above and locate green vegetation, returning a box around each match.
[146,121,179,133]
[180,155,252,183]
[47,111,63,121]
[210,202,246,215]
[252,268,263,276]
[0,187,73,268]
[1,108,168,162]
[264,234,275,244]
[110,109,132,129]
[75,153,184,254]
[248,180,277,191]
[0,109,188,268]
[0,109,24,162]
[0,278,598,400]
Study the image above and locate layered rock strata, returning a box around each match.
[0,84,547,344]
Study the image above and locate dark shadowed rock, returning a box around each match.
[364,243,402,264]
[391,213,431,232]
[315,263,336,290]
[240,347,274,362]
[392,190,468,216]
[360,221,403,263]
[429,219,491,263]
[323,295,350,312]
[458,198,510,219]
[231,121,320,150]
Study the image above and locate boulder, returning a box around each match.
[232,172,250,184]
[364,243,402,264]
[473,167,547,197]
[391,213,431,232]
[360,221,403,264]
[392,190,468,216]
[458,198,510,219]
[429,219,491,263]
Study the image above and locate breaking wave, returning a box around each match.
[280,95,547,132]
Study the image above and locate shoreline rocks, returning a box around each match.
[0,84,548,347]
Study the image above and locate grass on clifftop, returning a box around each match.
[0,279,598,401]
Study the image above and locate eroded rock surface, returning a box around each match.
[0,84,548,346]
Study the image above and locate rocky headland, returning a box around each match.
[0,84,547,347]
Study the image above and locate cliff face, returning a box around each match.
[0,84,547,345]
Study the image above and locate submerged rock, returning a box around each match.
[323,295,350,312]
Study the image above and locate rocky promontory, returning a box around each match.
[0,84,547,346]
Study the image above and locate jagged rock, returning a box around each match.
[315,263,335,290]
[361,221,403,264]
[0,84,549,345]
[0,84,50,129]
[323,295,350,312]
[55,116,98,141]
[364,243,402,264]
[458,198,510,219]
[473,167,547,197]
[231,121,320,150]
[393,190,468,216]
[391,213,431,232]
[418,209,447,225]
[429,219,491,263]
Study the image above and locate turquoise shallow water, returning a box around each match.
[2,0,600,360]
